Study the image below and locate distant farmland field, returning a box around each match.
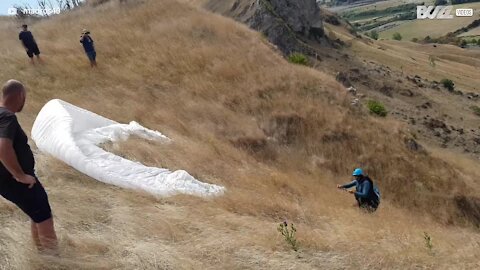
[379,3,480,40]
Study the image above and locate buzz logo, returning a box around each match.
[417,6,454,19]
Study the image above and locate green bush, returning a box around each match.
[471,38,477,44]
[288,53,308,66]
[411,37,419,42]
[477,39,480,46]
[393,32,402,41]
[472,106,480,116]
[440,79,455,91]
[367,100,388,117]
[369,30,379,40]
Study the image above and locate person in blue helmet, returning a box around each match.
[337,168,380,211]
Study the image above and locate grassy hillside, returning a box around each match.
[1,0,480,269]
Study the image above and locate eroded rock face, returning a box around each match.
[204,0,324,54]
[263,0,324,37]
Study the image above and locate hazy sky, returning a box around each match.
[0,0,61,15]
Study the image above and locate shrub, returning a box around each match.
[460,39,467,47]
[367,100,388,117]
[440,79,455,91]
[435,0,447,5]
[411,37,419,42]
[288,53,308,66]
[393,32,402,41]
[369,30,379,40]
[470,38,477,44]
[423,232,433,251]
[429,55,436,67]
[477,39,480,46]
[277,220,298,251]
[472,106,480,116]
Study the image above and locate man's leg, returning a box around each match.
[89,52,97,68]
[36,217,57,251]
[26,49,35,65]
[31,221,42,249]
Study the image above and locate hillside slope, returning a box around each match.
[0,0,480,269]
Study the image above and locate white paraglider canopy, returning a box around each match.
[31,99,224,197]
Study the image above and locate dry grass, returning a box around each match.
[0,0,480,269]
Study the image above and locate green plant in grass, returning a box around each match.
[277,220,298,251]
[424,232,433,251]
[440,79,455,91]
[288,53,308,66]
[471,106,480,116]
[393,32,402,41]
[367,100,387,117]
[429,55,436,67]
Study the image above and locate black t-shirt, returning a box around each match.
[80,35,95,52]
[19,31,37,48]
[0,108,35,178]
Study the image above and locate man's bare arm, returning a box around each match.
[0,138,36,187]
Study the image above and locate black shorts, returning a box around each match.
[86,51,96,61]
[0,176,52,223]
[26,45,40,58]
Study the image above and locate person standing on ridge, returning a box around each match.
[0,80,57,252]
[337,168,380,212]
[19,24,42,65]
[80,29,97,68]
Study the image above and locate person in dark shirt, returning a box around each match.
[337,168,380,212]
[18,24,42,65]
[80,29,97,68]
[0,80,57,252]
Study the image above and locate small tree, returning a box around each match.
[477,39,480,46]
[470,39,477,44]
[460,39,467,48]
[393,32,402,41]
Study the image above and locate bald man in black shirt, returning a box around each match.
[0,80,57,252]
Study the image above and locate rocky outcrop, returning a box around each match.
[204,0,325,54]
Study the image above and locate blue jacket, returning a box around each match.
[341,179,372,200]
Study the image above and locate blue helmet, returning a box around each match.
[352,168,364,176]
